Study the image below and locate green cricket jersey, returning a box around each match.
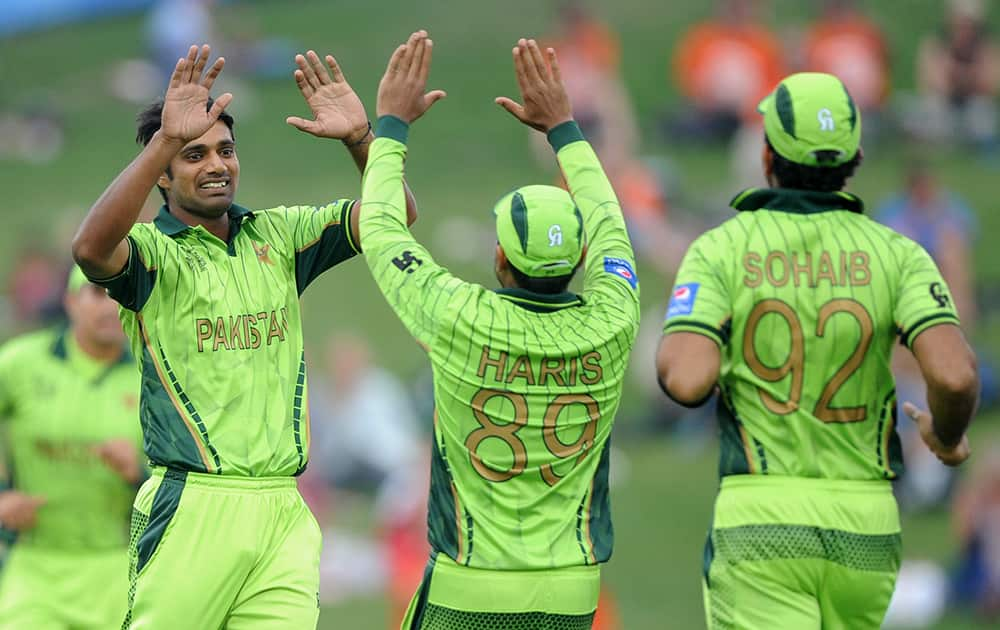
[0,328,140,550]
[94,200,359,477]
[360,118,640,570]
[664,188,960,481]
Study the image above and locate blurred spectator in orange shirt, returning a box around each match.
[803,0,889,115]
[668,0,785,143]
[906,0,1000,150]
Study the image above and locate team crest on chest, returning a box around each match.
[253,241,274,266]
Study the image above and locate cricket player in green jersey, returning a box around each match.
[0,267,143,629]
[358,36,639,629]
[656,72,980,630]
[71,38,421,628]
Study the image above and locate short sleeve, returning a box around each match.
[277,200,359,294]
[662,232,732,347]
[90,225,160,312]
[895,241,961,348]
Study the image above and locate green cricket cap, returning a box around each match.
[494,185,584,278]
[66,265,90,293]
[758,72,861,167]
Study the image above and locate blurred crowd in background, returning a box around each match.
[2,0,1000,627]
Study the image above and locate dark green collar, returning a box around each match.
[494,288,583,313]
[730,188,865,215]
[51,327,132,366]
[153,204,254,236]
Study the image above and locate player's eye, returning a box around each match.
[186,153,203,161]
[220,148,235,158]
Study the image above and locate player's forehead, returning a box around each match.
[180,120,234,152]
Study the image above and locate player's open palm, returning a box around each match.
[161,44,232,144]
[903,401,971,467]
[287,51,368,141]
[496,39,573,133]
[0,491,45,531]
[376,30,447,124]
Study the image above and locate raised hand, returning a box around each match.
[287,50,369,142]
[161,44,233,145]
[495,39,573,133]
[903,401,971,467]
[376,30,447,124]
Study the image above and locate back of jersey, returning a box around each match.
[664,189,959,481]
[426,285,637,571]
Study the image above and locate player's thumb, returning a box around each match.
[210,92,234,119]
[286,116,318,134]
[495,97,526,121]
[901,401,922,422]
[423,90,447,109]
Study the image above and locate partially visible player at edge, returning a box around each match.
[656,72,979,629]
[71,36,422,628]
[359,36,640,628]
[0,267,143,629]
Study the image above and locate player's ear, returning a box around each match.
[576,244,588,271]
[495,243,508,271]
[158,172,171,191]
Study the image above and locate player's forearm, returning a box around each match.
[345,126,418,227]
[551,122,629,255]
[73,132,181,274]
[925,369,979,447]
[359,117,411,247]
[912,325,980,447]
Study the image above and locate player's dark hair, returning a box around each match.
[510,265,575,295]
[135,98,235,203]
[766,137,861,192]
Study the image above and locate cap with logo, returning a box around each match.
[758,72,861,167]
[494,184,585,278]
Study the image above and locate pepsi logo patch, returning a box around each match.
[666,282,700,318]
[603,256,638,289]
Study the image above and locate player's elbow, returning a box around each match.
[658,371,716,408]
[655,333,720,407]
[929,355,979,403]
[71,232,102,268]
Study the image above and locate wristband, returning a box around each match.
[343,121,373,148]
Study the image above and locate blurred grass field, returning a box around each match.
[1,1,999,628]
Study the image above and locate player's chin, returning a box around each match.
[192,196,234,218]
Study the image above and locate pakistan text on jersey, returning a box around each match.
[195,308,290,352]
[476,345,604,386]
[743,250,871,289]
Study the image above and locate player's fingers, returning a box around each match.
[521,39,545,85]
[286,116,319,134]
[181,45,199,83]
[307,50,331,84]
[168,56,186,89]
[295,53,320,90]
[901,402,923,422]
[192,44,210,81]
[209,93,233,120]
[409,38,428,81]
[325,54,346,83]
[398,32,421,75]
[546,47,563,85]
[417,39,435,84]
[293,67,315,98]
[202,57,225,91]
[387,44,406,76]
[512,45,531,97]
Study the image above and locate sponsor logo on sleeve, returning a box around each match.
[666,282,700,318]
[603,256,638,289]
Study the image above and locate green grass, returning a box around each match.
[1,1,999,628]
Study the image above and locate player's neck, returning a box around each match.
[169,203,231,242]
[72,328,124,364]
